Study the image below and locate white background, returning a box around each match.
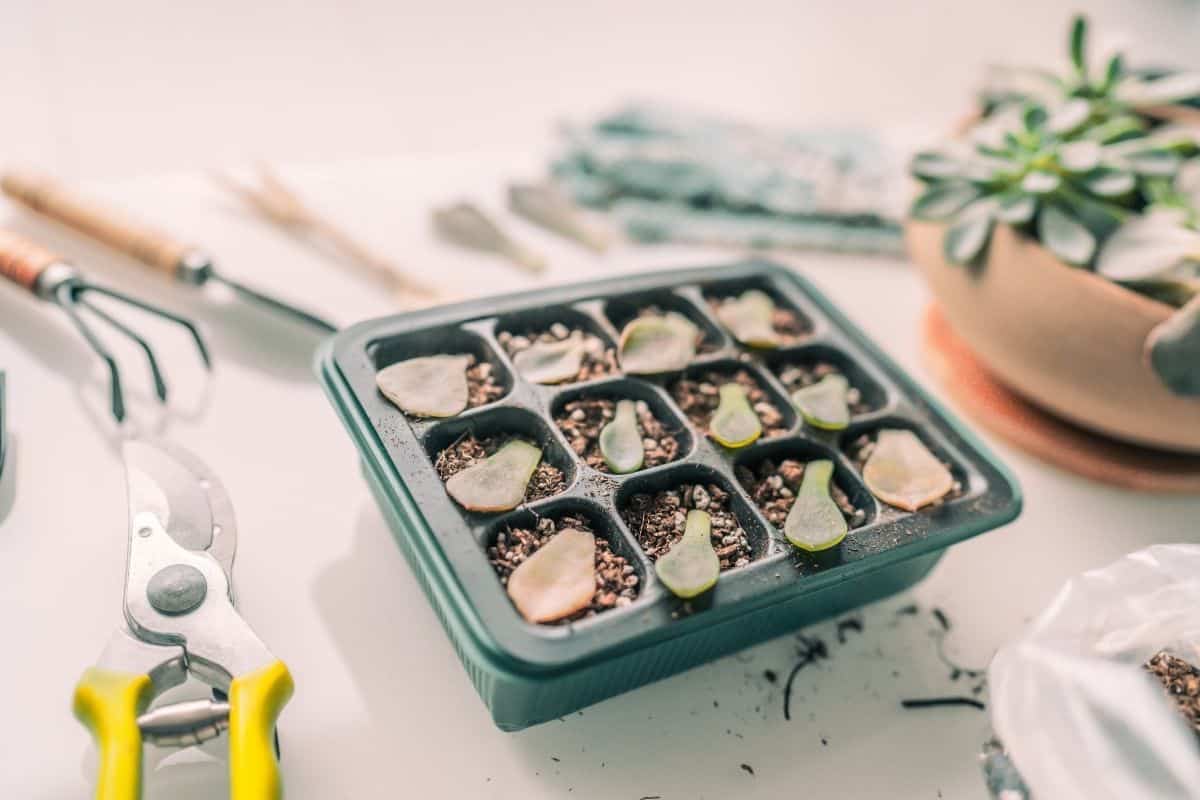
[2,2,1199,798]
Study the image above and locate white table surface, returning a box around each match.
[2,154,1198,800]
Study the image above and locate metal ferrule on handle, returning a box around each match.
[1,171,198,277]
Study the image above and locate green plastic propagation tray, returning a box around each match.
[316,261,1022,730]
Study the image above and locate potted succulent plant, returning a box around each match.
[906,15,1200,454]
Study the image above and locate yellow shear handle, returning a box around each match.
[228,660,294,800]
[73,668,154,800]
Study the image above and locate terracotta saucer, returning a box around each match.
[922,304,1200,493]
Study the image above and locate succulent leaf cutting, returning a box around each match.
[597,399,645,473]
[376,354,472,418]
[512,332,588,384]
[618,312,700,374]
[790,373,851,430]
[862,430,955,512]
[445,440,544,512]
[709,383,763,448]
[654,509,721,599]
[505,528,597,623]
[783,459,848,552]
[716,289,781,347]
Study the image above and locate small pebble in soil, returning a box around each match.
[498,325,616,382]
[710,294,809,343]
[555,396,680,472]
[435,434,566,503]
[846,431,963,506]
[1144,651,1200,740]
[736,458,866,530]
[489,514,639,623]
[620,482,752,570]
[775,360,869,415]
[670,369,788,439]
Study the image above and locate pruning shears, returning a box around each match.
[74,438,293,799]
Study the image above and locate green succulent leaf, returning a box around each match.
[1046,98,1092,135]
[791,374,851,431]
[376,354,472,418]
[1101,54,1124,92]
[1022,104,1049,132]
[506,528,596,623]
[1038,205,1096,265]
[1083,115,1147,145]
[716,289,781,347]
[445,440,543,512]
[1146,296,1200,396]
[863,430,955,512]
[1058,140,1102,173]
[910,182,981,220]
[996,192,1037,224]
[1121,149,1183,177]
[910,151,963,180]
[1096,214,1200,282]
[709,383,762,448]
[1083,168,1136,197]
[655,510,720,599]
[783,460,848,552]
[1022,171,1061,195]
[598,399,645,474]
[943,207,995,265]
[1116,72,1200,107]
[1069,15,1088,77]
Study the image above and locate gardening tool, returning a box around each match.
[75,437,292,799]
[1,170,337,333]
[0,229,210,422]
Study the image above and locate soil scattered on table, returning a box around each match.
[845,431,963,507]
[555,396,680,472]
[736,457,867,530]
[671,369,788,439]
[489,514,639,623]
[466,357,507,408]
[435,434,566,503]
[498,323,616,382]
[774,360,870,415]
[709,294,809,343]
[1145,651,1200,740]
[620,482,752,570]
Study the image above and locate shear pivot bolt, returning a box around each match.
[147,564,207,615]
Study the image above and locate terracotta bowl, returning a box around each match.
[907,220,1200,454]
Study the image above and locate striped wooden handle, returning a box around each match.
[0,228,61,292]
[1,170,192,274]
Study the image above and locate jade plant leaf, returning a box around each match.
[506,528,596,623]
[376,354,471,418]
[862,429,955,512]
[512,333,586,384]
[655,510,720,599]
[911,183,980,220]
[783,460,848,552]
[790,374,851,431]
[598,399,644,473]
[445,440,542,512]
[709,383,762,448]
[716,289,781,347]
[1096,214,1200,283]
[618,312,700,374]
[1146,295,1200,396]
[1038,205,1096,265]
[943,208,994,265]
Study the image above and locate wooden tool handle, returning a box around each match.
[0,228,62,292]
[1,170,192,274]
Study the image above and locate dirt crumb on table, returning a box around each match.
[736,457,866,529]
[498,324,616,382]
[774,360,869,415]
[670,369,788,438]
[489,513,639,623]
[555,396,680,472]
[620,482,752,570]
[435,434,566,502]
[466,356,506,408]
[1145,651,1200,740]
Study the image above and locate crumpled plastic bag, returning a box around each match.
[988,544,1200,800]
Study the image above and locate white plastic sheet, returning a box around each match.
[989,544,1200,800]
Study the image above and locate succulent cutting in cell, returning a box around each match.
[782,459,848,552]
[512,332,588,384]
[444,439,544,512]
[505,528,597,623]
[597,399,645,474]
[376,354,472,418]
[709,383,763,448]
[791,373,851,431]
[861,429,955,512]
[618,311,700,374]
[654,509,720,599]
[715,289,781,347]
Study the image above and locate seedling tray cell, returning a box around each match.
[317,261,1022,730]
